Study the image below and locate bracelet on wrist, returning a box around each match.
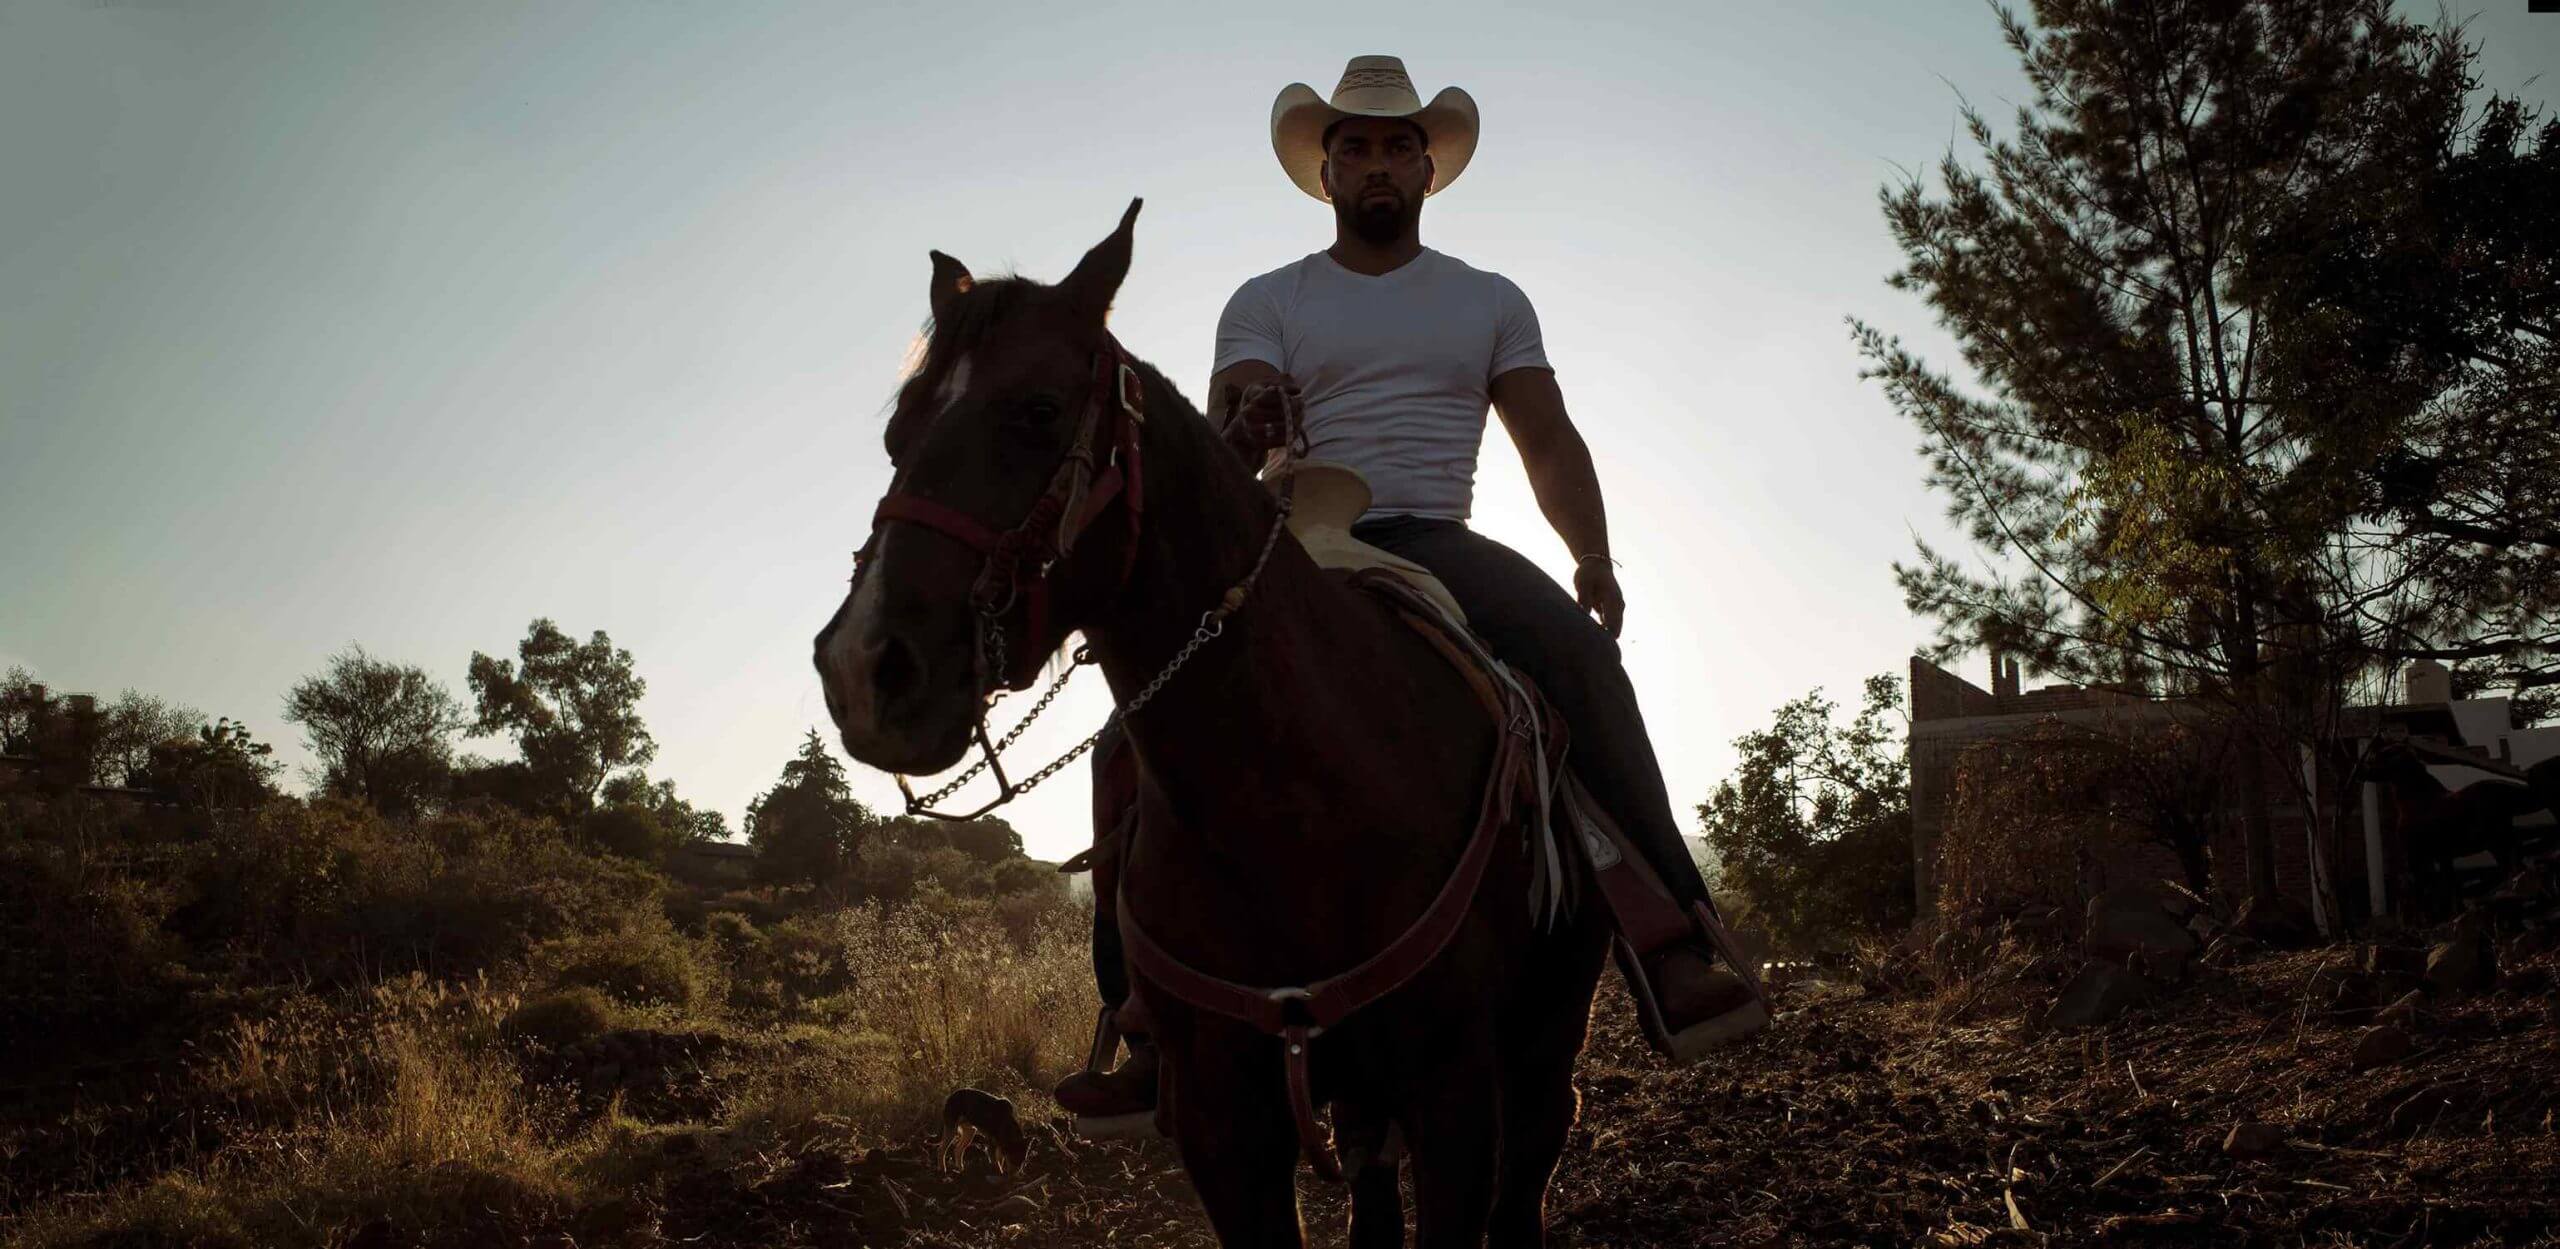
[1576,553,1619,569]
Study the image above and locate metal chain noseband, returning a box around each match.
[894,485,1296,821]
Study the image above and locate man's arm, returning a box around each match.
[1490,365,1625,637]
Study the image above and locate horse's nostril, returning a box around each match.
[871,633,925,707]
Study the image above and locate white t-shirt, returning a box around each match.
[1211,247,1550,521]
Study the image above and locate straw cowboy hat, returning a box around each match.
[1270,55,1479,202]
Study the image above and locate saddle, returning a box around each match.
[1270,459,1467,625]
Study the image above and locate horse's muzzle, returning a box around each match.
[814,570,977,775]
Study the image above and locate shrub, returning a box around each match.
[702,910,763,953]
[28,976,579,1249]
[168,800,664,983]
[536,925,707,1009]
[503,987,616,1050]
[1934,719,2145,923]
[0,835,187,1042]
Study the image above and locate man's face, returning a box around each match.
[1320,116,1432,245]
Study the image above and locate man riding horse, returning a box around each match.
[1055,55,1770,1125]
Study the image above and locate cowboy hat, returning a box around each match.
[1269,55,1479,202]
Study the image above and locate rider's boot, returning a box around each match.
[1569,770,1770,1060]
[1639,908,1770,1059]
[1054,1035,1160,1137]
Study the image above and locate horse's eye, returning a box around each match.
[1018,397,1064,426]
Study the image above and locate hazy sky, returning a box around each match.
[5,1,2554,861]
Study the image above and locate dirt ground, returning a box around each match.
[632,940,2560,1248]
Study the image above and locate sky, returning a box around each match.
[4,0,2555,863]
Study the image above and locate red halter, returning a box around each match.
[864,337,1147,694]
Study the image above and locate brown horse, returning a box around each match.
[815,200,1611,1248]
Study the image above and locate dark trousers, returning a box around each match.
[1351,516,1715,912]
[1087,517,1716,1014]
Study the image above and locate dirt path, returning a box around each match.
[648,951,2560,1248]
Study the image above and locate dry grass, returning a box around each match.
[14,974,586,1248]
[724,894,1096,1149]
[5,888,1097,1248]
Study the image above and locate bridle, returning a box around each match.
[850,335,1296,821]
[864,335,1148,694]
[850,335,1146,819]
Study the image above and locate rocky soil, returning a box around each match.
[621,922,2560,1248]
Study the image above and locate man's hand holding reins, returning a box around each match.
[1221,375,1304,459]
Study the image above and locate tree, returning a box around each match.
[0,666,37,754]
[94,692,206,790]
[140,718,281,814]
[2257,92,2560,723]
[1853,1,2554,910]
[1696,674,1915,952]
[585,771,728,862]
[746,730,875,891]
[282,645,465,818]
[465,620,654,817]
[876,815,1025,863]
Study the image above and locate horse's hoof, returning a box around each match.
[1073,1111,1164,1140]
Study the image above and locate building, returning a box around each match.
[673,838,760,885]
[1909,653,2557,930]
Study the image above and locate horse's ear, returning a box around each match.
[1059,198,1142,323]
[929,250,973,323]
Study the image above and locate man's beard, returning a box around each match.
[1336,189,1417,246]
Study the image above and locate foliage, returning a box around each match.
[1854,0,2560,902]
[877,815,1026,862]
[1,664,37,753]
[745,730,875,891]
[168,799,665,984]
[534,923,707,1009]
[1696,674,1915,952]
[1,699,1086,1241]
[139,718,282,813]
[501,986,617,1050]
[93,691,207,789]
[726,890,1091,1145]
[0,802,188,1052]
[2253,91,2560,723]
[282,644,466,818]
[466,619,656,818]
[582,771,728,863]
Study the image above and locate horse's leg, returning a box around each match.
[1399,1041,1501,1249]
[1169,1024,1306,1249]
[1488,925,1609,1249]
[1338,1100,1406,1249]
[1349,1157,1405,1249]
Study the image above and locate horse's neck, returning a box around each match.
[1079,374,1359,830]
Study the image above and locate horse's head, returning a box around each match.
[817,199,1147,775]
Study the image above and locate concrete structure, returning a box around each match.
[1909,652,2553,928]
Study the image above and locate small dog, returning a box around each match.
[939,1088,1029,1174]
